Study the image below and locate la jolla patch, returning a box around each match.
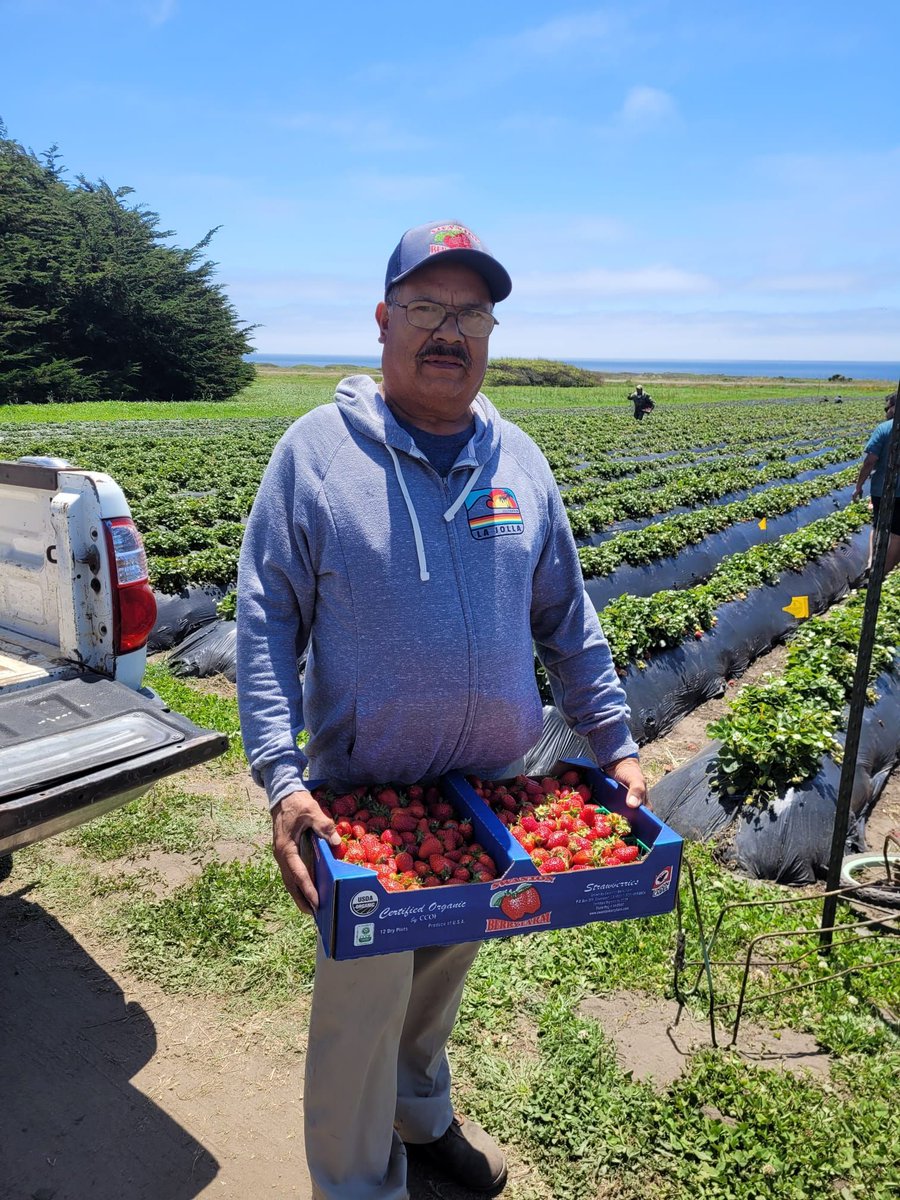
[465,487,524,539]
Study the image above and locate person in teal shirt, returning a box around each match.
[852,392,899,573]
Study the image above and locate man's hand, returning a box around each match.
[852,486,863,501]
[271,789,342,914]
[605,756,650,810]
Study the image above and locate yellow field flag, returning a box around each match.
[782,596,810,619]
[758,517,767,530]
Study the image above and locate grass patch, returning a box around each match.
[144,662,245,764]
[121,851,317,1001]
[0,372,891,427]
[447,845,900,1198]
[68,782,265,861]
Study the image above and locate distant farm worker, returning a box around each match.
[237,220,646,1200]
[629,384,655,420]
[852,392,900,574]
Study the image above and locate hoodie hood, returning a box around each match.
[334,374,502,466]
[334,375,501,581]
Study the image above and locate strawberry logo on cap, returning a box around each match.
[429,224,479,253]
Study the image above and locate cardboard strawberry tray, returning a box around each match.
[304,757,683,959]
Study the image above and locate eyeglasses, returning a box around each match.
[391,300,498,339]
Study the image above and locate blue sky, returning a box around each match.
[2,0,899,363]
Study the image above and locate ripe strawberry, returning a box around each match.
[429,801,454,822]
[540,776,561,795]
[359,834,385,864]
[390,810,419,833]
[458,821,473,840]
[452,867,472,882]
[560,769,581,787]
[380,829,402,847]
[520,814,539,833]
[332,794,357,817]
[377,788,400,808]
[352,809,371,823]
[428,855,453,880]
[344,844,366,865]
[417,836,443,860]
[617,845,640,864]
[421,875,443,887]
[350,822,368,840]
[546,830,570,850]
[542,855,568,874]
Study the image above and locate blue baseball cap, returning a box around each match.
[385,221,512,302]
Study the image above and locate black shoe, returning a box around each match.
[409,1114,507,1194]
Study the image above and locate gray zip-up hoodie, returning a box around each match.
[236,375,637,805]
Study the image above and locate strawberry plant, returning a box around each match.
[708,571,900,803]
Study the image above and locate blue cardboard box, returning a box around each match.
[305,758,683,959]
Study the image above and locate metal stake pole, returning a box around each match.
[820,380,900,949]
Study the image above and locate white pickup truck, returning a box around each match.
[0,456,227,857]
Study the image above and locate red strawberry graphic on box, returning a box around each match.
[492,883,542,922]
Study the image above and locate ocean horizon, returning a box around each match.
[247,353,898,382]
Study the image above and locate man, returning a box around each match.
[236,220,645,1200]
[852,392,900,574]
[628,384,654,420]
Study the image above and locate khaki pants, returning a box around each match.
[304,937,481,1200]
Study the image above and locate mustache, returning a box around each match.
[417,342,471,368]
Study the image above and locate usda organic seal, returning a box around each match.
[349,889,379,918]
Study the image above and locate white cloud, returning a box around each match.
[619,85,675,126]
[514,265,715,299]
[496,11,621,57]
[278,112,428,153]
[144,0,176,25]
[490,305,900,361]
[342,171,461,202]
[746,271,869,294]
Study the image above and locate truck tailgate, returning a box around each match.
[0,673,229,854]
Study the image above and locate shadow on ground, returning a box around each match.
[0,886,219,1200]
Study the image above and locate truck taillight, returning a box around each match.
[103,517,157,654]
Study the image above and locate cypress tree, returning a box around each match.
[0,123,256,404]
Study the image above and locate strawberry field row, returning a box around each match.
[577,467,856,577]
[707,571,900,804]
[597,502,871,668]
[566,442,859,536]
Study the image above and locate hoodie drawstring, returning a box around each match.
[386,444,430,582]
[443,463,483,521]
[386,449,485,583]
